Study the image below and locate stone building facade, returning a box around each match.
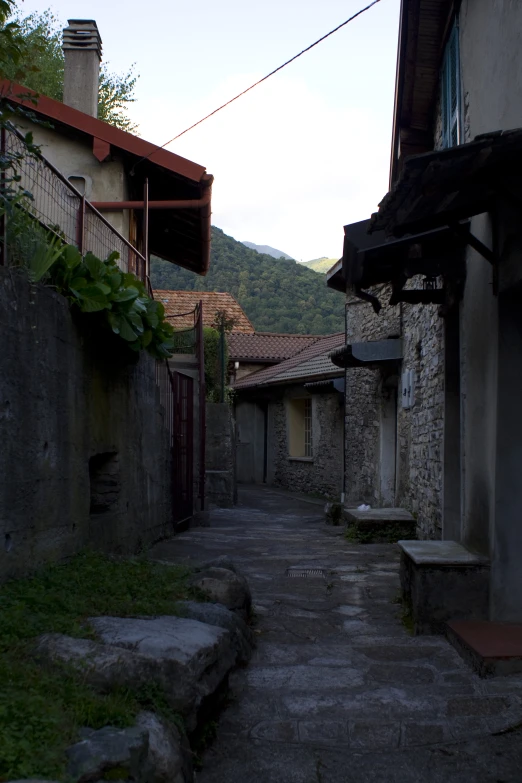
[340,284,445,539]
[331,0,522,625]
[233,333,345,499]
[267,388,344,499]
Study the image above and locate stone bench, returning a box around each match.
[398,540,490,635]
[344,507,416,534]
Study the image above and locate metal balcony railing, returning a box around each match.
[0,125,147,278]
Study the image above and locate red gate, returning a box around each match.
[172,371,194,529]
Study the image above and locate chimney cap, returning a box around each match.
[63,19,102,58]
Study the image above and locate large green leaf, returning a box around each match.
[84,252,105,281]
[108,271,123,291]
[119,316,138,341]
[77,285,109,313]
[70,276,88,290]
[112,286,140,304]
[107,311,121,334]
[127,310,144,334]
[143,311,159,329]
[61,244,82,270]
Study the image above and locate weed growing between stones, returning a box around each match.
[0,551,196,780]
[344,523,417,544]
[393,591,415,635]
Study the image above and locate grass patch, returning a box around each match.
[344,523,417,544]
[0,551,197,781]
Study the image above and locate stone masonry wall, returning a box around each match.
[0,268,173,581]
[344,289,400,506]
[397,303,445,539]
[269,388,343,499]
[343,286,445,536]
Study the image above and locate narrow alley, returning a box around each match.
[151,487,522,783]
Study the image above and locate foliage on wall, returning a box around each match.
[47,245,176,359]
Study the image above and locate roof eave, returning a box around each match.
[2,82,206,182]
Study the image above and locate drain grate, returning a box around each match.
[286,568,325,579]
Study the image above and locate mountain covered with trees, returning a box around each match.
[151,228,345,334]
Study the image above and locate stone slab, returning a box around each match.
[398,540,489,567]
[345,508,415,527]
[447,620,522,677]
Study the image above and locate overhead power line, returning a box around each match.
[133,0,382,169]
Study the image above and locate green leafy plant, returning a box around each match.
[46,245,176,359]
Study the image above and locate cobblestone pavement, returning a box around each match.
[151,486,522,783]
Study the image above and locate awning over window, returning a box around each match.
[329,339,402,369]
[370,128,522,238]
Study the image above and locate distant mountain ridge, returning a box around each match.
[241,241,294,260]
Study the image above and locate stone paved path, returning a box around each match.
[151,487,522,782]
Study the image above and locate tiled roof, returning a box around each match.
[154,290,255,332]
[227,332,322,362]
[234,333,345,389]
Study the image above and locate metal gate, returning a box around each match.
[172,371,194,529]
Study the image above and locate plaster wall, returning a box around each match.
[13,118,130,240]
[448,0,522,616]
[0,268,172,581]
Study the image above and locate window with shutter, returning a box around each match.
[441,20,461,148]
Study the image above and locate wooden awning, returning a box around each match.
[326,217,468,311]
[371,128,522,238]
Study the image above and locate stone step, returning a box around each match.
[447,619,522,677]
[344,507,416,532]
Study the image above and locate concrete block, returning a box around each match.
[399,541,490,635]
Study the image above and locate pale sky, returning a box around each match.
[21,0,400,261]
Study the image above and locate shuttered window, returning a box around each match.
[441,20,461,148]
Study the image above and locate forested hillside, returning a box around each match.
[151,227,345,334]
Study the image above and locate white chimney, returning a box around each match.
[62,20,102,118]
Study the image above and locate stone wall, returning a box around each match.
[0,268,173,581]
[205,402,237,508]
[397,303,445,538]
[268,387,343,499]
[343,287,445,535]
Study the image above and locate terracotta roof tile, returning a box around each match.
[154,290,254,332]
[234,333,345,389]
[227,332,322,362]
